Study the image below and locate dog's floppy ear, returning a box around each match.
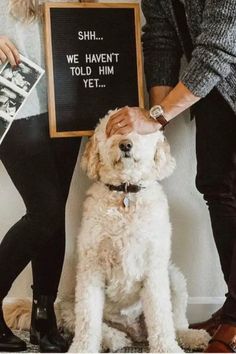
[154,137,176,180]
[81,134,100,180]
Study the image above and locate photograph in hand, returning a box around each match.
[0,82,25,118]
[1,59,43,93]
[0,79,25,144]
[0,54,44,145]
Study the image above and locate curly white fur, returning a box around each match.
[3,111,210,352]
[68,111,210,353]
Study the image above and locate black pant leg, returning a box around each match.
[0,114,80,299]
[195,89,236,323]
[31,135,81,298]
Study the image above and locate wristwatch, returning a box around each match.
[149,105,169,129]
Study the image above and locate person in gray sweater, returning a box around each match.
[106,0,236,352]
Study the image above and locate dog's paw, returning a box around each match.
[102,329,132,352]
[177,328,211,351]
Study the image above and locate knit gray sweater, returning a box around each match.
[142,0,236,113]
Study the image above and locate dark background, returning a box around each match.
[50,7,140,132]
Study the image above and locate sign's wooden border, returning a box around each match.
[44,2,144,138]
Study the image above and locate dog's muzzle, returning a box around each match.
[119,139,133,158]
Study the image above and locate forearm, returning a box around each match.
[157,81,201,122]
[107,82,201,137]
[149,86,173,106]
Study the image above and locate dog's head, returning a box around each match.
[81,110,176,185]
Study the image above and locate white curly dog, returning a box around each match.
[69,111,210,353]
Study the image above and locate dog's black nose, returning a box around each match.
[119,139,133,152]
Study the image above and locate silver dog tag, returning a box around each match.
[123,196,130,208]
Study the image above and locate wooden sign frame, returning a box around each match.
[44,2,144,138]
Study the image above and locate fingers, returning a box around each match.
[106,106,151,137]
[2,45,17,67]
[106,106,133,137]
[109,122,129,136]
[109,106,129,122]
[0,49,7,65]
[0,36,20,67]
[106,117,127,136]
[110,125,133,136]
[5,39,20,64]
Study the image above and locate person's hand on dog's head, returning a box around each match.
[106,106,162,137]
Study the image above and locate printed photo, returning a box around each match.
[0,83,25,119]
[0,55,44,145]
[0,56,44,93]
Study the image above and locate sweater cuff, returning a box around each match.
[180,54,222,98]
[144,53,181,90]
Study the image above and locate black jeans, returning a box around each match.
[0,113,81,300]
[195,89,236,323]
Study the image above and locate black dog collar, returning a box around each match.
[106,182,143,193]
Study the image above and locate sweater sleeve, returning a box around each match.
[141,0,183,90]
[181,0,236,97]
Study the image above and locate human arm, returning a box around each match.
[106,0,185,136]
[106,0,183,136]
[106,86,173,136]
[106,0,236,136]
[106,83,199,136]
[156,0,236,119]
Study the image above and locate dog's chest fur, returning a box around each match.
[95,196,148,297]
[79,182,171,306]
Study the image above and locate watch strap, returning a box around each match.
[155,115,169,129]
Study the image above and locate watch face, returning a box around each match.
[150,105,163,118]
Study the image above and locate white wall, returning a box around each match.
[0,0,226,323]
[163,111,226,321]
